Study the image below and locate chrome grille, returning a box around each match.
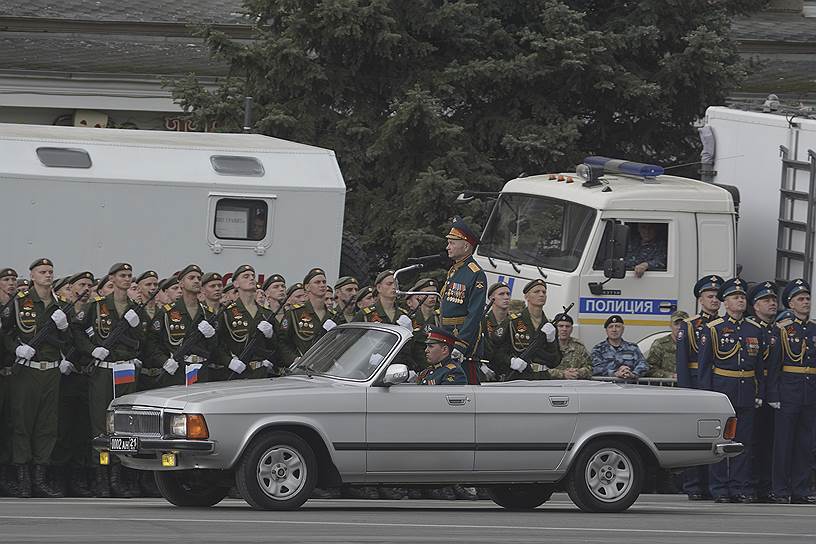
[113,409,162,437]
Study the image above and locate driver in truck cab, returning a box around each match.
[625,222,667,278]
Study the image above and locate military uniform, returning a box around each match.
[0,267,18,495]
[278,300,333,366]
[646,334,677,378]
[354,301,407,325]
[216,297,288,379]
[416,328,467,385]
[766,279,816,503]
[624,236,667,270]
[590,339,648,377]
[698,278,768,502]
[492,307,562,380]
[407,280,441,372]
[549,337,592,379]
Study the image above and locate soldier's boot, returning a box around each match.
[406,488,423,499]
[109,464,136,498]
[94,466,111,498]
[32,465,64,498]
[124,467,142,497]
[0,465,21,497]
[49,465,68,497]
[423,487,447,500]
[15,464,32,498]
[378,487,406,500]
[68,466,94,498]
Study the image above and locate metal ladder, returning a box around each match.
[776,147,816,286]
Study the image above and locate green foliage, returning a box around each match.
[170,0,765,272]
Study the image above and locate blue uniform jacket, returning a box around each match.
[766,317,816,406]
[439,255,486,357]
[676,312,717,388]
[590,339,648,377]
[698,315,769,408]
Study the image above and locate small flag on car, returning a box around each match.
[186,364,202,386]
[112,361,136,385]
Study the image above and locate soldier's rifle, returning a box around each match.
[89,288,160,373]
[170,303,229,364]
[227,303,283,380]
[15,288,89,361]
[517,302,574,363]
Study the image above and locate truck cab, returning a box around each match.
[473,158,736,348]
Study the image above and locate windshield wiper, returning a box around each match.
[484,246,521,273]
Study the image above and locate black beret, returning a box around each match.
[374,269,395,286]
[488,281,510,298]
[523,278,547,294]
[177,264,203,281]
[335,276,358,290]
[222,281,235,294]
[411,278,438,292]
[159,277,179,291]
[604,315,624,328]
[68,271,94,285]
[286,282,304,298]
[52,276,70,293]
[0,268,18,280]
[233,264,255,280]
[134,270,158,284]
[17,278,30,288]
[303,267,326,285]
[262,274,286,291]
[29,258,54,271]
[354,286,374,305]
[201,272,223,287]
[108,262,132,275]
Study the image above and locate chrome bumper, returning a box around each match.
[714,442,744,456]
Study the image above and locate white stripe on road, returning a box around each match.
[0,515,814,538]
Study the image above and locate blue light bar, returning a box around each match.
[583,156,665,178]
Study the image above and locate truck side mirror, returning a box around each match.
[608,223,629,260]
[603,258,626,279]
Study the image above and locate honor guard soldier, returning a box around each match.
[440,218,487,360]
[767,279,816,504]
[676,274,722,500]
[747,281,779,503]
[405,278,441,372]
[201,272,224,312]
[698,277,769,503]
[156,276,181,306]
[0,267,18,496]
[284,282,307,310]
[492,279,561,381]
[354,270,412,327]
[132,271,162,389]
[74,262,145,498]
[52,271,96,497]
[3,258,71,498]
[354,286,375,313]
[146,265,217,388]
[481,282,511,381]
[216,265,288,380]
[134,271,159,319]
[333,276,359,325]
[548,313,593,380]
[416,327,467,385]
[280,268,338,365]
[220,281,236,306]
[262,274,286,321]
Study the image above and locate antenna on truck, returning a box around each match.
[242,96,254,133]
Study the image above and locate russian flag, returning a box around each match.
[112,362,136,385]
[186,364,202,386]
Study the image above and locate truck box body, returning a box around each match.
[0,124,346,283]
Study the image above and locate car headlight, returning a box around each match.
[169,414,209,439]
[106,411,115,434]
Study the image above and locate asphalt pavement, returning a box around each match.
[1,493,815,543]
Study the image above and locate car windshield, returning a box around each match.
[289,326,400,381]
[479,193,596,272]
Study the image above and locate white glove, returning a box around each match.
[16,344,35,361]
[123,309,140,328]
[768,401,781,409]
[369,353,385,367]
[408,370,417,383]
[59,359,76,375]
[197,320,215,338]
[133,358,142,369]
[229,357,246,374]
[92,347,110,361]
[510,357,528,372]
[50,309,69,331]
[755,398,763,408]
[396,315,413,331]
[480,363,496,381]
[163,358,179,375]
[541,322,556,343]
[262,359,273,368]
[257,320,275,339]
[323,319,337,332]
[451,349,464,363]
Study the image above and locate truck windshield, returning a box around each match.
[479,193,596,272]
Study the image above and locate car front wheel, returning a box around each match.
[487,483,555,510]
[154,469,230,507]
[235,431,317,510]
[566,438,643,513]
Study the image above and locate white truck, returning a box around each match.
[0,123,352,285]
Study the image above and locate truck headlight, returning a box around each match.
[106,411,115,434]
[169,414,209,439]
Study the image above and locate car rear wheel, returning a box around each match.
[566,438,643,513]
[235,431,317,510]
[154,470,230,507]
[487,484,555,510]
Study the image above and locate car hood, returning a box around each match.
[110,375,356,411]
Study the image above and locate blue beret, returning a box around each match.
[694,275,724,298]
[781,278,810,307]
[717,277,747,301]
[747,281,777,307]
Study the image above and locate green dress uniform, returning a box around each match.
[353,300,407,325]
[278,300,335,365]
[548,338,593,379]
[646,333,677,378]
[482,310,509,379]
[216,298,289,380]
[492,308,562,380]
[408,308,440,372]
[136,303,163,389]
[439,256,487,357]
[145,300,217,387]
[417,359,467,385]
[0,295,16,494]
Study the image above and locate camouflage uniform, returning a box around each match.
[646,334,677,378]
[591,339,648,377]
[625,238,667,270]
[548,338,592,379]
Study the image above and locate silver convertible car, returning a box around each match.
[94,323,742,513]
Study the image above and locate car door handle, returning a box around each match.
[446,395,470,406]
[549,396,570,407]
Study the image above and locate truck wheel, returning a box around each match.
[340,233,370,284]
[235,431,317,510]
[487,483,554,510]
[154,470,230,507]
[566,438,643,513]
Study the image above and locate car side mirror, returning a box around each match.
[382,364,409,386]
[603,258,626,279]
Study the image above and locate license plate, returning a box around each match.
[110,436,139,452]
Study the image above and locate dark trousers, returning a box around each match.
[88,368,138,463]
[51,373,91,468]
[772,402,815,498]
[710,405,754,498]
[752,403,775,497]
[0,373,13,464]
[682,371,709,496]
[11,365,60,465]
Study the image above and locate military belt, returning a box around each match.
[687,362,699,370]
[96,359,138,370]
[441,317,465,326]
[184,355,207,364]
[713,368,755,378]
[782,365,816,375]
[24,360,59,371]
[208,364,225,370]
[140,367,162,377]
